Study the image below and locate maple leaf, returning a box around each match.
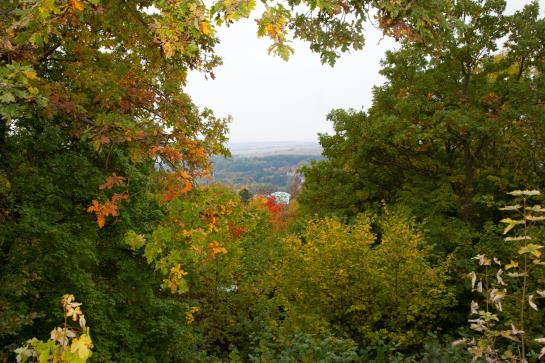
[69,0,84,12]
[185,306,200,325]
[207,241,227,259]
[111,192,129,203]
[228,222,246,238]
[165,264,189,293]
[99,173,126,190]
[86,200,100,213]
[86,196,126,228]
[265,196,282,214]
[161,170,193,203]
[96,215,106,228]
[66,305,82,321]
[70,334,92,360]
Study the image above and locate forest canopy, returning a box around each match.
[2,0,545,362]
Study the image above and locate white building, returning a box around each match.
[270,191,290,205]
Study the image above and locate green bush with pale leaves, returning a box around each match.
[461,190,545,362]
[15,295,92,363]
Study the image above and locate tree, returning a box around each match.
[238,187,253,204]
[297,2,545,340]
[300,0,545,240]
[270,212,453,348]
[0,1,229,359]
[0,0,454,254]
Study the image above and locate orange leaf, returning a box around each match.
[111,192,129,203]
[87,199,99,213]
[99,173,126,190]
[208,241,227,259]
[86,194,128,228]
[70,0,84,11]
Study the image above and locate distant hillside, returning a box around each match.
[227,141,322,157]
[211,154,323,194]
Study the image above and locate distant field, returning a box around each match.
[211,153,323,194]
[227,141,322,157]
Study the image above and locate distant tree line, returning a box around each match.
[211,154,322,193]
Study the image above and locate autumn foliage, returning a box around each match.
[3,0,545,362]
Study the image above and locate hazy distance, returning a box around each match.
[187,1,545,144]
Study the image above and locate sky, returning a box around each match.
[186,1,545,143]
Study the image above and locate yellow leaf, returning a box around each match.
[509,190,541,196]
[518,244,544,257]
[200,21,211,35]
[473,254,491,266]
[163,42,175,58]
[70,334,92,360]
[23,70,38,80]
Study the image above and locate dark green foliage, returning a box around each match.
[354,336,471,363]
[238,188,253,204]
[300,1,545,253]
[298,0,545,350]
[0,116,197,362]
[248,330,359,362]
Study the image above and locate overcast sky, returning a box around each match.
[186,1,545,143]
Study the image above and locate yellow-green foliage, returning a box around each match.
[15,295,92,363]
[272,213,454,346]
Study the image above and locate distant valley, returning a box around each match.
[211,141,324,194]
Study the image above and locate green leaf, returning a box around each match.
[0,92,15,103]
[124,231,146,250]
[479,310,499,322]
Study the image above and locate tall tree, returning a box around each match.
[300,0,545,235]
